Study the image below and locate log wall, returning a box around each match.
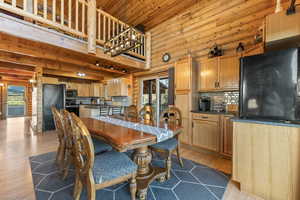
[149,0,298,68]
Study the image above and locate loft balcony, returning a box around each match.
[0,0,149,70]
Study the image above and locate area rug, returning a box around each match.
[29,152,229,200]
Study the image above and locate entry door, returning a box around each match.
[7,85,26,117]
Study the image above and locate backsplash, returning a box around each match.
[199,91,239,111]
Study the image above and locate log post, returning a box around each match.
[36,66,43,134]
[88,0,96,54]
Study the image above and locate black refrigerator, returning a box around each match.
[240,48,300,122]
[43,84,65,131]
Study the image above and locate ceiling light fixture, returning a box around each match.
[77,72,86,77]
[104,27,143,57]
[95,61,100,67]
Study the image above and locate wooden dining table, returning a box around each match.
[80,116,183,200]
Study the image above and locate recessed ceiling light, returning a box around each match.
[77,72,86,77]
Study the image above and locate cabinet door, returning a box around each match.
[175,93,191,144]
[202,58,219,91]
[175,58,191,91]
[221,116,233,156]
[175,93,189,118]
[198,61,207,91]
[192,119,219,152]
[219,56,239,90]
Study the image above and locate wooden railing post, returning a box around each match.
[145,32,151,69]
[88,0,96,54]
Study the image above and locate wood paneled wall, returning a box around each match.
[149,0,298,68]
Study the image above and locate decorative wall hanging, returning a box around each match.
[208,44,223,58]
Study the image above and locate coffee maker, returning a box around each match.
[199,97,211,111]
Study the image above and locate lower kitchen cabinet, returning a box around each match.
[191,113,234,157]
[192,119,220,152]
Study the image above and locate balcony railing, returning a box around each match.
[0,0,146,59]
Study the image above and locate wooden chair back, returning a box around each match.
[51,107,65,142]
[160,105,182,126]
[139,104,154,122]
[124,105,138,119]
[69,112,95,177]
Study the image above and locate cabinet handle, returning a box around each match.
[217,82,220,88]
[201,116,208,119]
[214,82,217,88]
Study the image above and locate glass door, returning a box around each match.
[141,77,169,121]
[7,85,26,117]
[142,79,157,120]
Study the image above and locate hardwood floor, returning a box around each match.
[0,117,262,200]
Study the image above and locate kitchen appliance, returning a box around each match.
[199,97,211,111]
[43,84,65,131]
[240,47,300,122]
[66,89,78,98]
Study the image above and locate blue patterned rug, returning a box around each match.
[29,152,229,200]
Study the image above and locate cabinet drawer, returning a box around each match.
[192,113,219,122]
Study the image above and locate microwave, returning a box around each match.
[66,89,78,98]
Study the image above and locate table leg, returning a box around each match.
[133,146,167,200]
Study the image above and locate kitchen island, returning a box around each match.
[79,105,125,118]
[232,118,300,200]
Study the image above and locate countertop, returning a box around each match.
[191,110,237,116]
[231,118,300,128]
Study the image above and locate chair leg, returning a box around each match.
[166,152,172,180]
[130,175,137,200]
[176,145,184,168]
[86,175,96,200]
[73,172,83,200]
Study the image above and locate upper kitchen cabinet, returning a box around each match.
[175,57,192,92]
[199,58,219,91]
[198,55,240,92]
[90,83,105,98]
[77,83,91,97]
[107,78,130,97]
[219,55,240,90]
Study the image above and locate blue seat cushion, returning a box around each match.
[151,138,178,151]
[93,151,137,184]
[91,137,113,154]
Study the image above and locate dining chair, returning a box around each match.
[124,105,138,119]
[149,105,184,180]
[139,104,154,122]
[51,107,66,171]
[61,110,113,179]
[69,113,138,200]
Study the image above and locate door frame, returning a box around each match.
[139,75,168,122]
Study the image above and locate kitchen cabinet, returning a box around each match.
[198,55,239,91]
[77,83,91,97]
[199,59,219,91]
[220,115,233,157]
[107,78,129,97]
[90,83,105,97]
[192,113,220,152]
[175,57,192,92]
[175,92,191,144]
[174,55,198,145]
[219,56,239,90]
